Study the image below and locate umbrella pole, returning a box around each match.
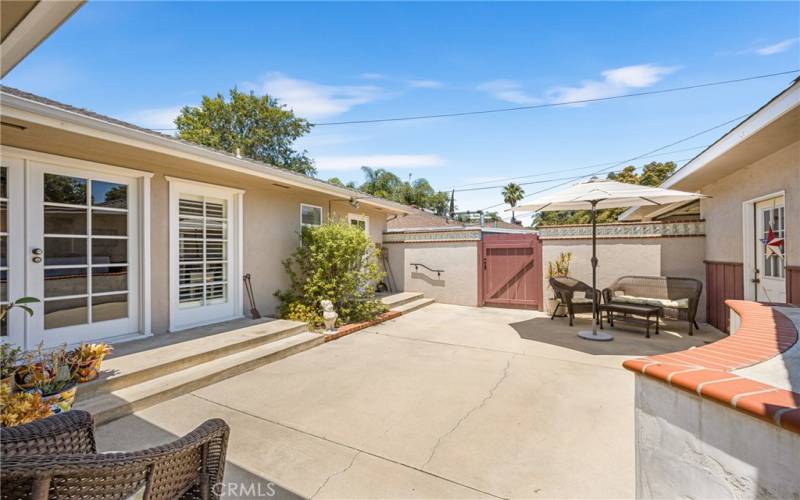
[578,200,613,341]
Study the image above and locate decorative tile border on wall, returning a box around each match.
[538,220,705,240]
[383,229,482,244]
[623,300,800,434]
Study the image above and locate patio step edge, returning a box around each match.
[390,297,435,315]
[78,320,308,399]
[380,292,425,308]
[75,331,324,426]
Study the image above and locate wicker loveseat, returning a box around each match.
[601,276,703,335]
[549,277,601,326]
[0,410,229,500]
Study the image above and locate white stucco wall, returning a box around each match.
[634,376,800,499]
[542,236,707,321]
[702,141,800,266]
[385,241,479,306]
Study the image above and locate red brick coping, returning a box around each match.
[323,310,402,342]
[622,300,800,434]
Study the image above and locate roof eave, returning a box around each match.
[0,90,413,215]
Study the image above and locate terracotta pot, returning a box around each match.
[27,384,78,415]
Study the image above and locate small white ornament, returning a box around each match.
[321,300,338,332]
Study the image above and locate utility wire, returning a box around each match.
[455,157,694,193]
[446,145,709,191]
[479,112,751,212]
[147,70,798,131]
[313,70,798,126]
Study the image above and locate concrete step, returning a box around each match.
[380,292,425,309]
[75,331,323,425]
[79,319,308,399]
[390,297,435,315]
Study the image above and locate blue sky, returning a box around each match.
[3,1,798,223]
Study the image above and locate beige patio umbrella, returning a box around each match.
[514,178,707,341]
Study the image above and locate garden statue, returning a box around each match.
[321,300,338,332]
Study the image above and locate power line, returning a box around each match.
[455,157,694,193]
[446,145,709,191]
[478,112,751,212]
[313,70,798,126]
[147,70,798,131]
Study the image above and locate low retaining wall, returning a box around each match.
[623,301,800,498]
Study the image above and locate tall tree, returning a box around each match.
[356,167,451,215]
[532,161,677,227]
[502,182,525,223]
[175,88,316,176]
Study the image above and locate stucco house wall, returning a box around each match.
[146,165,388,333]
[701,140,799,266]
[541,232,707,321]
[386,240,479,306]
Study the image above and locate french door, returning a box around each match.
[2,158,140,349]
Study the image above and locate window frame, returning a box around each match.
[347,213,369,234]
[300,203,323,228]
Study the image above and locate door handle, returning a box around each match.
[32,248,43,263]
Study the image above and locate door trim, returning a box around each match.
[1,146,152,348]
[742,190,786,301]
[167,176,245,332]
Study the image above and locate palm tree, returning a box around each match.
[502,182,525,223]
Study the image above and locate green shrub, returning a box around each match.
[276,220,386,327]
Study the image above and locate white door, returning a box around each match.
[754,196,786,303]
[25,163,139,348]
[1,162,25,347]
[169,179,241,331]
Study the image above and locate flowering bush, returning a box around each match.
[276,220,385,327]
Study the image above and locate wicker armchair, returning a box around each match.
[0,410,230,500]
[602,276,702,335]
[549,277,600,326]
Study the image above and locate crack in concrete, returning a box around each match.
[311,451,360,499]
[421,357,513,469]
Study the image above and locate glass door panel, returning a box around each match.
[26,163,139,347]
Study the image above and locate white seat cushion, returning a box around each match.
[613,295,688,309]
[572,297,593,304]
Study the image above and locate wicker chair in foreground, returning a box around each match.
[549,276,601,326]
[0,410,230,500]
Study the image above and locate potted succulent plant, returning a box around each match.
[15,343,78,415]
[0,382,52,427]
[546,252,572,316]
[69,342,113,382]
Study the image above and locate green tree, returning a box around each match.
[532,161,677,227]
[502,182,525,223]
[327,177,357,189]
[356,167,450,215]
[175,88,315,176]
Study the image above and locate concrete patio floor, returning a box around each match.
[96,304,724,499]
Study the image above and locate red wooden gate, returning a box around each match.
[479,232,543,310]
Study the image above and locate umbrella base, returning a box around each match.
[578,330,614,341]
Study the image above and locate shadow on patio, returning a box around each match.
[510,313,726,356]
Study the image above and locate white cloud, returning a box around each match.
[477,79,540,105]
[359,73,387,80]
[246,72,384,120]
[315,154,445,171]
[753,38,798,56]
[126,105,183,130]
[548,64,680,104]
[408,79,444,89]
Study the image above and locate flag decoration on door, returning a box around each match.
[761,224,784,258]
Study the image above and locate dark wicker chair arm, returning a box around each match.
[2,418,230,500]
[1,409,97,458]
